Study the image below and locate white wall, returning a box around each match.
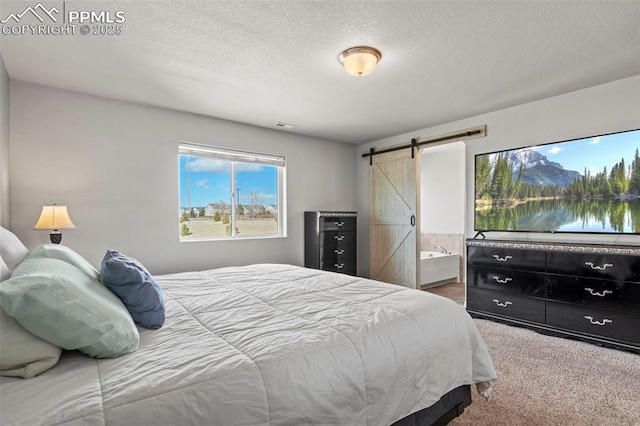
[0,55,9,228]
[9,81,358,274]
[357,76,640,278]
[420,142,465,234]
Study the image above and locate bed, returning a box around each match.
[0,233,496,426]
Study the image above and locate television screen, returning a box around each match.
[474,128,640,234]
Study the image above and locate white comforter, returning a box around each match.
[0,264,496,426]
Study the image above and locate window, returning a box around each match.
[179,143,286,241]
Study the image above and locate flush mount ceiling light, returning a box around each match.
[338,46,382,77]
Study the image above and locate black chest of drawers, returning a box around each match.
[466,240,640,353]
[305,211,357,276]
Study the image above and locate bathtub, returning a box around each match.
[420,251,460,287]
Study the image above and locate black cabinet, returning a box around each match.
[466,240,640,353]
[305,211,357,276]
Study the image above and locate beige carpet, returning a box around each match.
[451,319,640,426]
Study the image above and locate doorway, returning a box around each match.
[419,142,466,303]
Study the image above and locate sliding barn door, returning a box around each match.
[370,150,419,288]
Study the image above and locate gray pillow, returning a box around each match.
[0,309,62,378]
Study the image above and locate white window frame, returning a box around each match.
[179,142,287,241]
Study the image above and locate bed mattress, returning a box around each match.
[0,264,496,425]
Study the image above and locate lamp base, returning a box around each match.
[49,233,62,244]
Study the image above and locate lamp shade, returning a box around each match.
[338,46,382,77]
[34,205,76,231]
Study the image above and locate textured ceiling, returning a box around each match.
[1,1,639,144]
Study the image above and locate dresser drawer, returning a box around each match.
[319,216,357,232]
[467,246,545,272]
[467,266,545,296]
[547,276,640,313]
[320,245,356,265]
[319,231,356,247]
[547,251,640,282]
[547,301,640,345]
[320,261,356,275]
[467,288,545,323]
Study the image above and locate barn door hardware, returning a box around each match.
[363,125,486,166]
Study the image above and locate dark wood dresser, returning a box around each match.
[305,211,357,276]
[466,239,640,352]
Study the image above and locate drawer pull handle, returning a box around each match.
[584,262,614,271]
[335,235,345,241]
[584,315,612,326]
[335,221,345,227]
[584,288,613,297]
[492,255,513,262]
[492,299,512,308]
[335,249,345,255]
[335,263,345,269]
[493,276,513,284]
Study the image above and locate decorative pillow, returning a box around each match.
[29,244,100,280]
[0,308,62,378]
[0,226,29,275]
[0,256,9,281]
[100,250,166,330]
[0,255,139,358]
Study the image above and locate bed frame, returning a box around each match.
[392,385,472,426]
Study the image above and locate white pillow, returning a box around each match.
[0,226,29,274]
[0,309,62,378]
[0,256,9,281]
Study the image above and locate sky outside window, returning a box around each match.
[180,156,277,208]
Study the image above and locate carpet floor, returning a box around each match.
[450,319,640,426]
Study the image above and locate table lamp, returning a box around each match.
[34,204,76,244]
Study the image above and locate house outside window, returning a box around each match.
[179,142,286,241]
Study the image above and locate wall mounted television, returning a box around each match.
[474,128,640,235]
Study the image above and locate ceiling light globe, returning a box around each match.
[339,47,381,77]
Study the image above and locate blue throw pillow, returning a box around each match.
[100,250,166,329]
